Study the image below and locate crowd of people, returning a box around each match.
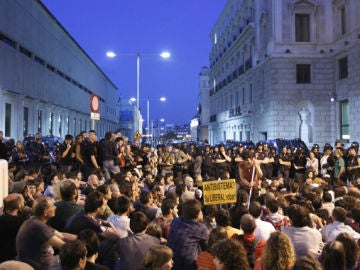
[1,129,360,270]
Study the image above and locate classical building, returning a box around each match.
[207,0,360,148]
[0,0,119,140]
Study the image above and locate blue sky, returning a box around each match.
[41,0,227,124]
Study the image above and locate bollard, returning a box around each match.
[0,159,8,210]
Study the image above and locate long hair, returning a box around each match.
[211,239,250,270]
[261,231,296,270]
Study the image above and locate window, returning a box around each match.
[49,113,54,135]
[295,14,310,42]
[341,6,346,35]
[242,88,245,105]
[58,115,62,137]
[223,131,226,141]
[339,57,348,79]
[296,64,311,83]
[340,100,349,141]
[246,131,250,141]
[23,107,29,137]
[37,110,42,133]
[66,116,70,135]
[73,118,77,135]
[239,131,243,142]
[5,103,11,137]
[249,84,253,103]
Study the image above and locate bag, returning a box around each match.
[236,234,261,268]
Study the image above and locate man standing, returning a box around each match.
[167,199,208,270]
[59,134,75,173]
[159,144,175,176]
[99,131,120,181]
[30,133,45,166]
[83,131,100,179]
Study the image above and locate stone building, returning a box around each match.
[0,0,119,140]
[207,0,360,148]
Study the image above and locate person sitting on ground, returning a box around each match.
[321,206,360,242]
[141,245,174,270]
[249,201,275,241]
[47,179,83,232]
[151,198,178,239]
[96,184,114,220]
[282,204,323,258]
[107,195,132,238]
[215,208,243,239]
[0,193,27,263]
[82,173,100,196]
[350,204,360,233]
[115,211,161,270]
[16,196,76,270]
[335,232,360,270]
[211,239,250,270]
[64,191,118,239]
[262,199,291,231]
[78,229,109,270]
[320,241,346,270]
[197,226,228,270]
[238,214,266,265]
[254,231,296,270]
[134,190,160,221]
[167,199,209,270]
[59,239,87,270]
[292,256,322,270]
[229,189,249,229]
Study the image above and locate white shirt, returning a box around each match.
[321,221,360,242]
[254,218,276,241]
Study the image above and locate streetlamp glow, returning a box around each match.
[106,51,170,137]
[160,51,171,59]
[106,51,117,58]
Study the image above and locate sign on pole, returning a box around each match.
[90,112,100,120]
[203,179,237,205]
[134,130,142,140]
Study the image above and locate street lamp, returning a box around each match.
[106,51,170,136]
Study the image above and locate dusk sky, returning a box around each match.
[41,0,227,125]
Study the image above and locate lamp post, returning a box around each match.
[106,51,170,135]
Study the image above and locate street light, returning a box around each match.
[106,51,170,136]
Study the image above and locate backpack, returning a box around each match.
[236,234,261,268]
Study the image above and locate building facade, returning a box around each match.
[0,0,119,140]
[207,0,360,148]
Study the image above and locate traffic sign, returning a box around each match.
[90,112,100,120]
[134,130,142,139]
[90,94,100,113]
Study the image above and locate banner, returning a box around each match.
[203,179,236,205]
